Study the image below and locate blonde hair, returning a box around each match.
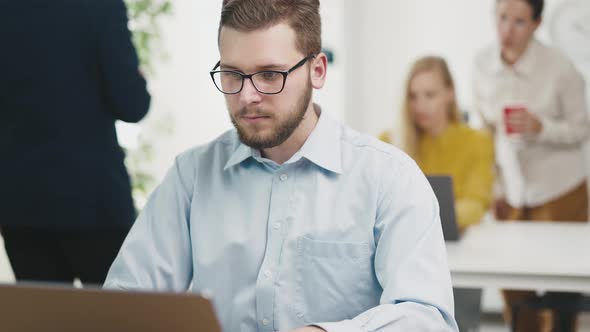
[399,56,461,160]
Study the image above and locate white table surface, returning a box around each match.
[447,220,590,293]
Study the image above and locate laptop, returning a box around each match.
[427,175,461,241]
[0,283,222,332]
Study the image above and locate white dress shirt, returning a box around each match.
[473,39,590,207]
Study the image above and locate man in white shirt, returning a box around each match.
[473,0,589,331]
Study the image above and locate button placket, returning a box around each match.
[254,169,292,331]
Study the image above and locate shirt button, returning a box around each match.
[297,312,304,318]
[280,174,288,181]
[201,288,213,299]
[285,216,294,223]
[262,318,270,326]
[273,222,281,230]
[264,270,273,279]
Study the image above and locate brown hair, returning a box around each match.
[218,0,322,56]
[399,56,461,160]
[497,0,544,21]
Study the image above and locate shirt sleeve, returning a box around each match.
[103,154,194,291]
[536,61,590,146]
[92,0,151,123]
[455,130,494,230]
[315,159,458,332]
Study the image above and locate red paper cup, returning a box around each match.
[504,106,526,134]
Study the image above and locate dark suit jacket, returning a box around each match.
[0,0,151,227]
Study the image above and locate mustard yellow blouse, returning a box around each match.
[379,123,494,231]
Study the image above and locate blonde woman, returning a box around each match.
[380,56,494,232]
[381,56,494,332]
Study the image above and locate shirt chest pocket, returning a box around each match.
[293,237,380,324]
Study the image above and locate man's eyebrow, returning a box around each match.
[220,62,289,72]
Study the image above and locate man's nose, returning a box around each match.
[239,78,263,105]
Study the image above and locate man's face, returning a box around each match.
[496,0,540,60]
[218,23,313,150]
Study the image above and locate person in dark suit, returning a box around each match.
[0,0,150,285]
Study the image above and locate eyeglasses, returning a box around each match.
[210,55,315,95]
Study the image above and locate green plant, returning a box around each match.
[126,0,173,72]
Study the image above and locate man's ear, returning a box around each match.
[310,53,328,89]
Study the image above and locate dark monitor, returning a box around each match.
[427,175,460,241]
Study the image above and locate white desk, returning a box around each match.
[447,221,590,293]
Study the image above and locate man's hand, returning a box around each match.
[287,326,326,332]
[505,108,542,136]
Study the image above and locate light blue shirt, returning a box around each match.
[105,107,458,332]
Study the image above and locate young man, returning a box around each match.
[105,1,457,331]
[473,0,589,330]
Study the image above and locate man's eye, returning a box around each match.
[225,72,242,81]
[260,72,280,80]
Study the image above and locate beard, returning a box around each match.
[231,81,313,150]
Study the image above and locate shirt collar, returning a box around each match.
[491,38,538,76]
[297,105,343,174]
[512,38,538,76]
[223,138,258,171]
[224,104,343,174]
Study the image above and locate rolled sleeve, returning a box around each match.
[535,63,590,146]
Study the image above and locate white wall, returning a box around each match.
[141,1,228,181]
